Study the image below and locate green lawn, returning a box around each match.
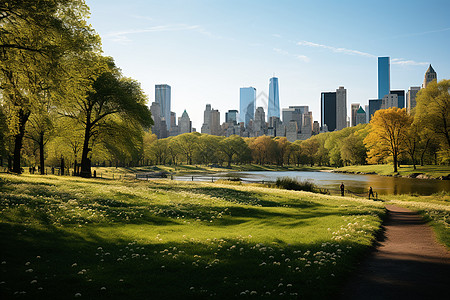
[335,164,450,178]
[1,174,385,299]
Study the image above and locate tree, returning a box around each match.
[62,58,153,177]
[340,132,367,165]
[175,133,199,165]
[0,0,100,173]
[364,107,412,172]
[219,135,246,167]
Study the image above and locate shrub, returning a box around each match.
[275,177,316,192]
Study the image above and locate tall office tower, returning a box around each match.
[300,111,313,140]
[378,57,390,99]
[390,90,405,109]
[201,104,221,135]
[351,103,360,126]
[150,102,168,139]
[268,116,282,137]
[369,99,382,121]
[355,107,367,125]
[253,107,267,136]
[178,110,192,134]
[381,93,399,109]
[155,84,171,130]
[336,86,347,131]
[321,92,337,131]
[423,64,437,88]
[240,87,256,127]
[312,121,320,135]
[406,87,421,113]
[268,77,280,121]
[225,110,239,124]
[365,105,369,123]
[170,112,177,129]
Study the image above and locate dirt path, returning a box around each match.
[340,205,450,299]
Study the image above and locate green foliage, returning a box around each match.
[275,177,316,192]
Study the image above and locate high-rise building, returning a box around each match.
[268,77,280,121]
[150,102,168,139]
[381,93,399,109]
[355,107,366,125]
[369,99,382,121]
[178,110,192,134]
[201,104,221,135]
[225,110,239,124]
[390,90,405,109]
[155,84,171,130]
[321,92,337,131]
[253,107,267,136]
[336,86,347,131]
[378,57,390,99]
[240,87,256,127]
[365,104,369,123]
[423,65,437,88]
[406,87,421,113]
[351,103,360,127]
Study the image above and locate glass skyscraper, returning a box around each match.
[155,84,171,130]
[321,92,336,132]
[240,87,256,127]
[268,77,280,121]
[378,57,390,100]
[390,90,405,109]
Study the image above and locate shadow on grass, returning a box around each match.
[0,221,373,300]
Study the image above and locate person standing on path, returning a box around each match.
[340,182,345,196]
[368,186,374,199]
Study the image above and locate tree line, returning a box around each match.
[0,0,153,177]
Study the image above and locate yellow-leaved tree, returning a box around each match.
[364,107,412,172]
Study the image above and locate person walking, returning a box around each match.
[340,182,345,196]
[368,186,375,199]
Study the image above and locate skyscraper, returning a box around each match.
[336,86,347,131]
[369,99,382,121]
[321,92,336,131]
[240,87,256,127]
[355,107,366,125]
[423,64,437,88]
[390,90,405,109]
[268,77,280,121]
[155,84,171,130]
[225,110,239,124]
[378,57,390,99]
[406,87,421,113]
[178,110,192,134]
[351,103,360,127]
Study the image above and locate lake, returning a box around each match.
[174,171,450,196]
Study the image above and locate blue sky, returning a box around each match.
[85,0,450,130]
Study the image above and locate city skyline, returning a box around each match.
[85,0,450,129]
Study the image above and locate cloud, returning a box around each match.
[105,24,212,43]
[296,55,310,63]
[297,40,375,58]
[272,34,282,38]
[273,48,289,55]
[391,58,429,66]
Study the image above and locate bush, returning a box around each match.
[275,177,316,192]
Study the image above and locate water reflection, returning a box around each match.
[225,171,450,196]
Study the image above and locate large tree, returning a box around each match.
[414,79,450,152]
[62,58,153,177]
[364,107,412,172]
[0,0,100,173]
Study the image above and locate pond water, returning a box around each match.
[174,171,450,196]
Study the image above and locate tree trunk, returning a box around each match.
[80,124,92,178]
[39,132,45,175]
[393,154,398,173]
[12,109,30,174]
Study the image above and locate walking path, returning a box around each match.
[340,205,450,300]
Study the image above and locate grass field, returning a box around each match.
[334,164,450,179]
[0,174,386,299]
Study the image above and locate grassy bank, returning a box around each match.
[334,164,450,179]
[0,174,383,299]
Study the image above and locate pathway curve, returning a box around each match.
[340,205,450,299]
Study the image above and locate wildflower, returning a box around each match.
[25,269,33,273]
[75,293,82,297]
[100,287,106,291]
